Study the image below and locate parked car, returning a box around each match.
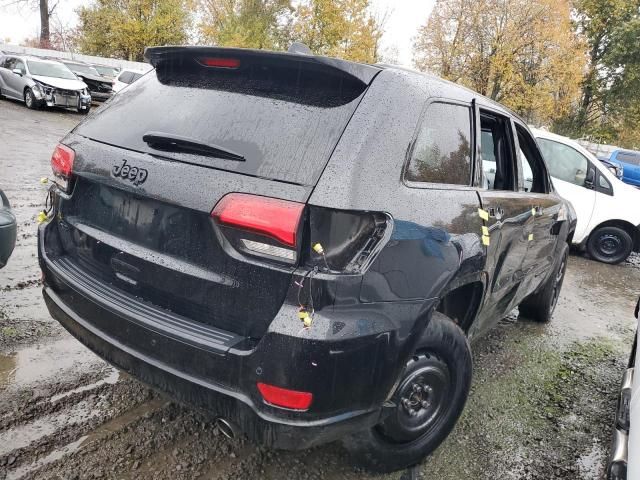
[60,60,114,103]
[600,157,624,180]
[533,129,640,264]
[0,55,91,113]
[0,189,16,269]
[606,297,638,480]
[39,45,575,472]
[608,149,640,188]
[92,64,120,80]
[112,69,145,92]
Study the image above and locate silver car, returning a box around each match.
[0,55,92,114]
[607,298,638,479]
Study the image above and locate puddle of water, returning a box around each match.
[5,398,166,480]
[549,255,640,344]
[6,436,88,480]
[577,440,604,479]
[0,353,17,387]
[0,400,99,457]
[0,336,103,390]
[50,368,120,403]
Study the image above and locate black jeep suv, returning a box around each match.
[38,46,575,471]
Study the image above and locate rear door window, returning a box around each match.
[617,151,640,166]
[76,63,370,186]
[480,113,516,191]
[405,102,472,186]
[515,126,549,194]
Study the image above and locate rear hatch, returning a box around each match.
[53,46,380,339]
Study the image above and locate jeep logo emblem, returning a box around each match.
[112,159,148,186]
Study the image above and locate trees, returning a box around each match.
[76,0,192,61]
[198,0,292,50]
[413,0,584,126]
[292,0,383,63]
[1,0,57,48]
[565,0,640,146]
[195,0,383,63]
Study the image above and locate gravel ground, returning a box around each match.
[0,98,639,480]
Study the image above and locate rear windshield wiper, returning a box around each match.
[142,131,245,162]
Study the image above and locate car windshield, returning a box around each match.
[66,63,100,76]
[27,60,77,80]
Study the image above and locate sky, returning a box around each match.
[0,0,435,67]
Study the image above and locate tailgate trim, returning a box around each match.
[47,254,243,354]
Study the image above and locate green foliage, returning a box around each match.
[412,0,584,126]
[557,0,640,148]
[196,0,383,63]
[77,0,192,61]
[198,0,292,50]
[292,0,382,62]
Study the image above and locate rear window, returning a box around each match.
[76,62,370,186]
[617,151,640,166]
[405,102,472,185]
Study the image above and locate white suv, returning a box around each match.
[533,128,640,264]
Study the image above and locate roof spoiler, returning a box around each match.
[144,45,381,86]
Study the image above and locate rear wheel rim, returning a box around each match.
[597,233,623,258]
[381,355,451,442]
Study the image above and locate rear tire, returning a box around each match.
[24,88,39,109]
[78,105,91,115]
[586,226,633,264]
[342,312,472,472]
[519,243,569,323]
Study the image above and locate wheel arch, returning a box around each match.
[434,276,485,334]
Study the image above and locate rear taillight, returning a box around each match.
[257,382,313,411]
[211,193,304,263]
[50,144,75,192]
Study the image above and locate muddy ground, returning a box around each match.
[0,98,639,480]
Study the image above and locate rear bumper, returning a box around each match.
[38,221,416,449]
[43,286,382,449]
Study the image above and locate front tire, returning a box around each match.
[24,88,39,109]
[77,105,91,115]
[519,243,569,323]
[586,226,633,264]
[342,312,472,472]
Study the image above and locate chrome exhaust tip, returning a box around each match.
[215,417,238,439]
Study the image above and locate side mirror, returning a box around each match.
[583,168,596,189]
[11,68,22,76]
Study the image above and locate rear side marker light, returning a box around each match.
[197,57,240,69]
[50,143,75,192]
[257,382,313,411]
